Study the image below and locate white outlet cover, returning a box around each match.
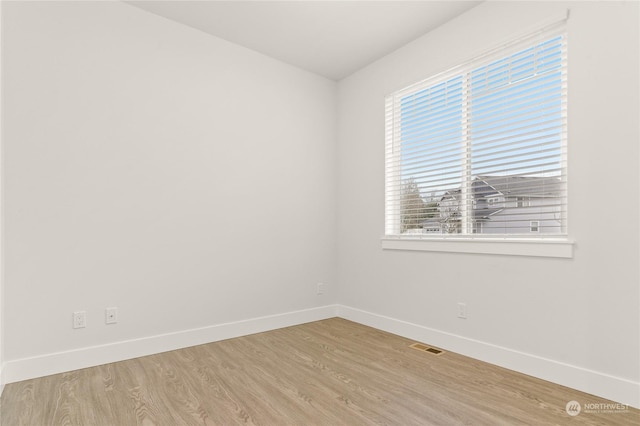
[106,307,118,324]
[73,311,86,329]
[457,303,467,319]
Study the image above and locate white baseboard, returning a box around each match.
[337,305,640,409]
[0,362,5,397]
[3,304,638,410]
[2,305,338,385]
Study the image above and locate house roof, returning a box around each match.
[473,208,502,220]
[474,175,563,197]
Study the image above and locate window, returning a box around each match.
[385,22,567,242]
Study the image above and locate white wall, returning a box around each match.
[1,0,638,409]
[0,0,4,394]
[337,1,639,406]
[2,1,337,370]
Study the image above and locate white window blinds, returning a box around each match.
[385,21,567,238]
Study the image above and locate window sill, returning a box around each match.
[381,237,574,258]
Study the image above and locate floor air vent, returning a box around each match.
[410,343,445,355]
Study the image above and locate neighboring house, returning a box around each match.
[424,175,564,234]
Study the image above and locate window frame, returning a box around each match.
[383,18,573,258]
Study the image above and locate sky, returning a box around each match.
[397,35,566,200]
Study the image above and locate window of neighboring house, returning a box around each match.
[384,21,567,242]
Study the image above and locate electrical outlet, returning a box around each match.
[73,311,86,329]
[316,282,325,295]
[105,307,118,325]
[457,303,467,319]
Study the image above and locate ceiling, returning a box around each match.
[126,1,481,80]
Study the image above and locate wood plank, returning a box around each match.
[1,318,638,425]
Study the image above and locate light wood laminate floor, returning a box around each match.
[1,318,638,425]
